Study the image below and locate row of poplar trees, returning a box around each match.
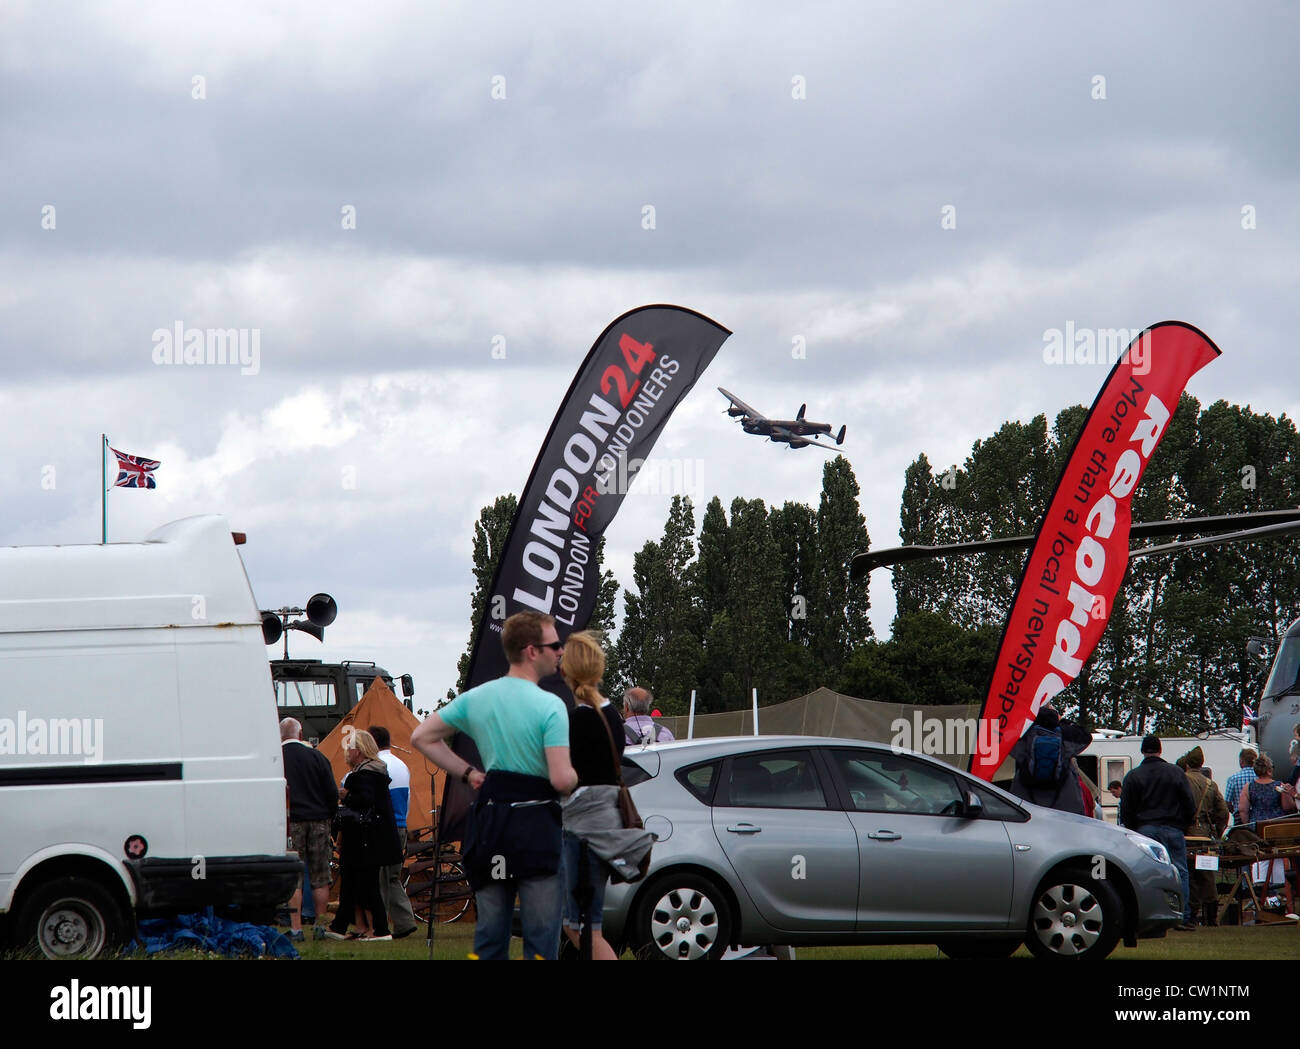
[450,457,871,715]
[878,396,1300,735]
[452,396,1300,733]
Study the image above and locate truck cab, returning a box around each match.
[270,660,415,742]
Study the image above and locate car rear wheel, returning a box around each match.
[1024,867,1122,961]
[631,872,732,961]
[16,877,130,959]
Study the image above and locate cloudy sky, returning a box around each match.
[2,1,1297,708]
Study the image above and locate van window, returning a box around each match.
[275,679,336,710]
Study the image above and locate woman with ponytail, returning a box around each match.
[558,631,639,960]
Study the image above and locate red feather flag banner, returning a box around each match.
[970,322,1221,781]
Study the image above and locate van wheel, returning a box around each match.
[16,877,130,959]
[1024,867,1122,961]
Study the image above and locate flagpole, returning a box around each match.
[101,435,107,544]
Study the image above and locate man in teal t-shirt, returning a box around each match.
[411,612,577,959]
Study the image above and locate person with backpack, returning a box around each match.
[622,687,674,745]
[1007,703,1093,815]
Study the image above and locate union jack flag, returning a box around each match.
[110,447,161,489]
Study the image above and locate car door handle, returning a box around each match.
[867,830,901,841]
[726,823,762,834]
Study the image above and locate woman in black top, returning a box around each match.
[325,729,403,941]
[559,631,624,960]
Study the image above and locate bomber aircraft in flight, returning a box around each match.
[718,387,846,451]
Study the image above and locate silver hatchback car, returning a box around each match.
[601,736,1183,960]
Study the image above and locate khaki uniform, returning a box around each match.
[1184,769,1229,915]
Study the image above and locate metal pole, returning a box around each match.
[687,690,696,740]
[752,688,759,736]
[101,435,107,544]
[578,839,593,960]
[426,774,441,959]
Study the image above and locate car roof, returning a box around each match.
[630,734,946,765]
[625,735,1026,804]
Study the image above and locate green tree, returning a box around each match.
[590,535,623,694]
[613,496,701,715]
[838,611,1000,706]
[696,496,731,639]
[811,456,872,677]
[699,497,788,711]
[451,494,518,697]
[769,500,818,647]
[887,396,1300,735]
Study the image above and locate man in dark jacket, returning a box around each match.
[1121,735,1197,931]
[280,717,338,941]
[1008,704,1093,814]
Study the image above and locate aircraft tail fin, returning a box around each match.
[797,403,806,421]
[836,425,846,445]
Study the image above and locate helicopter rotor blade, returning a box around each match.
[1129,517,1300,560]
[849,507,1300,581]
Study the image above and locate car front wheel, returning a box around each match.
[631,872,733,961]
[1024,867,1122,961]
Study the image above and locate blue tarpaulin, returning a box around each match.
[130,908,299,958]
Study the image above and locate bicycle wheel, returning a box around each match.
[434,861,473,924]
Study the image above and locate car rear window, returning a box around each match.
[676,761,718,803]
[622,753,655,787]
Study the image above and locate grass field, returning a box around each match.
[278,920,1300,961]
[6,916,1295,961]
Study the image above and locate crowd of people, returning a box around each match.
[280,718,412,942]
[1008,705,1299,931]
[409,613,654,960]
[288,625,1300,951]
[280,612,660,957]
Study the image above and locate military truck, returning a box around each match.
[270,658,415,742]
[261,595,415,741]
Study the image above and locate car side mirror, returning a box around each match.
[963,791,984,819]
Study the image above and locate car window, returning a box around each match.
[275,679,335,709]
[677,761,718,803]
[622,754,654,787]
[719,751,826,810]
[829,751,963,816]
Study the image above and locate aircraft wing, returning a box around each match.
[772,425,841,452]
[796,436,843,453]
[718,386,763,421]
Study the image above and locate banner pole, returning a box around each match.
[101,435,107,544]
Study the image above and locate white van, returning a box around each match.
[0,516,300,957]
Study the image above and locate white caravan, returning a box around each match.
[1077,729,1253,824]
[0,516,299,957]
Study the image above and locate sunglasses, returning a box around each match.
[535,640,564,652]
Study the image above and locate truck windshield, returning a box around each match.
[275,679,336,709]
